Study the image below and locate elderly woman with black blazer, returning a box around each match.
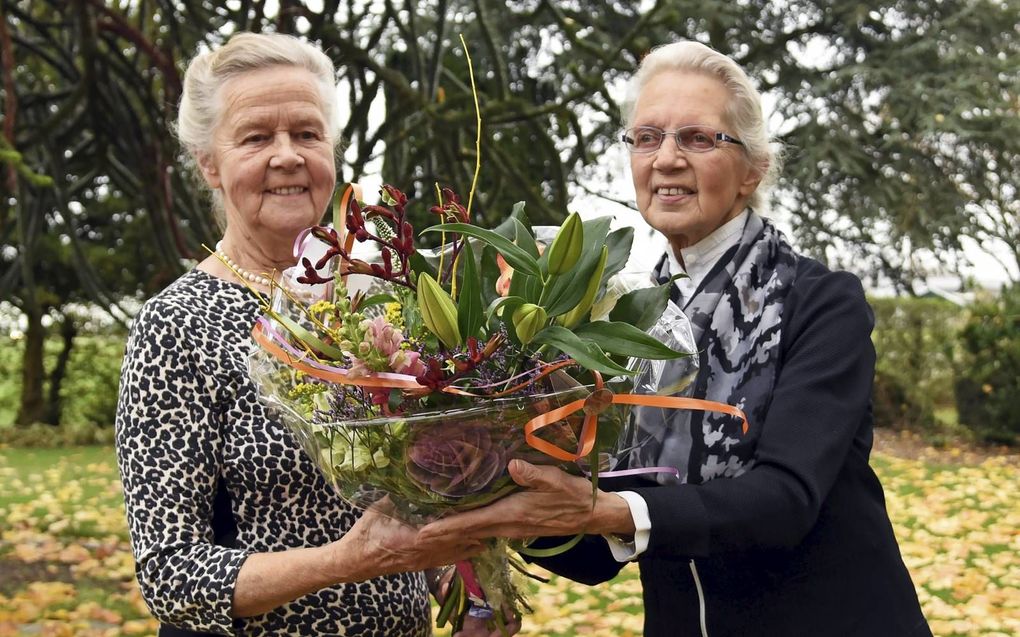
[421,41,932,637]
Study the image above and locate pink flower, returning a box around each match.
[347,357,372,378]
[390,349,427,377]
[363,316,404,357]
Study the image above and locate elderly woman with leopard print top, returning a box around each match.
[420,41,932,637]
[115,33,510,637]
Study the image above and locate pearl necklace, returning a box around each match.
[215,241,274,287]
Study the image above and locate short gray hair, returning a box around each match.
[176,32,341,159]
[622,41,781,209]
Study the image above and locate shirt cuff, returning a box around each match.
[602,490,651,562]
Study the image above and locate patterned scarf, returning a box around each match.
[631,213,799,485]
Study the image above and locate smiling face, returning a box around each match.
[629,70,761,251]
[198,65,336,244]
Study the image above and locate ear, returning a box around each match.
[739,160,766,197]
[196,151,222,190]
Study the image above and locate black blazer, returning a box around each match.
[532,258,931,636]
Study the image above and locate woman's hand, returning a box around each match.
[329,500,486,583]
[418,459,635,543]
[233,500,485,618]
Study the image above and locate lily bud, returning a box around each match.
[512,303,548,345]
[545,212,584,275]
[558,245,608,328]
[417,273,462,349]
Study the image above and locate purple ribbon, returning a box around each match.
[587,466,681,480]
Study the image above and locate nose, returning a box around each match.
[651,138,689,171]
[269,133,305,170]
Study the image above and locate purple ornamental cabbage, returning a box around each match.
[405,420,505,497]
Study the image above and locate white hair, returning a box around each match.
[175,32,341,226]
[622,41,781,209]
[176,32,341,158]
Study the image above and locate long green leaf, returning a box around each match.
[456,241,484,340]
[575,320,690,359]
[489,202,530,242]
[543,261,597,317]
[359,293,397,308]
[274,313,346,360]
[509,219,544,303]
[425,223,541,277]
[513,218,541,259]
[509,270,543,305]
[532,326,634,376]
[608,277,681,331]
[478,244,502,307]
[486,295,526,323]
[408,251,436,279]
[600,227,635,287]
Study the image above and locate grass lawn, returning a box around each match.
[0,445,1017,637]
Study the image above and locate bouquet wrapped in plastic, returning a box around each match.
[241,184,747,633]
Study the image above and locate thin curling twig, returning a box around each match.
[460,33,482,220]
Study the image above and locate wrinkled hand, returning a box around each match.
[418,459,630,543]
[333,500,485,582]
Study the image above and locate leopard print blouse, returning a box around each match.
[115,269,430,636]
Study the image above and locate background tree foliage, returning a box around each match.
[0,0,1017,425]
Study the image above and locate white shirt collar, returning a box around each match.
[666,210,748,293]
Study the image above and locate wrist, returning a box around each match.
[591,492,636,536]
[323,536,369,584]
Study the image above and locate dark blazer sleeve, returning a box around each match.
[523,534,626,585]
[634,267,877,558]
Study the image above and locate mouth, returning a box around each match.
[266,186,308,196]
[655,186,695,196]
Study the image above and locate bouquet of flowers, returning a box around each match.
[243,183,744,633]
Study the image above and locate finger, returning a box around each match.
[418,508,506,541]
[416,534,486,564]
[508,459,567,490]
[507,459,541,487]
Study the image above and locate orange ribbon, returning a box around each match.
[252,320,426,390]
[523,371,749,463]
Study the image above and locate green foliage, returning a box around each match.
[0,335,124,436]
[871,368,936,433]
[954,286,1020,445]
[7,0,1014,277]
[870,296,966,430]
[59,336,124,428]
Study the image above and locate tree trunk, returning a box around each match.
[16,306,46,426]
[44,315,76,426]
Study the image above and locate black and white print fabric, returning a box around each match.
[115,269,430,636]
[646,213,799,485]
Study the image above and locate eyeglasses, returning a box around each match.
[621,125,744,154]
